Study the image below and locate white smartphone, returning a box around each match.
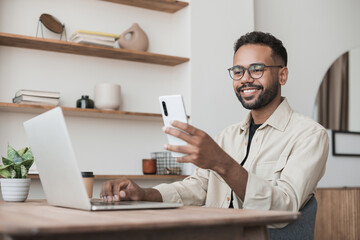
[159,95,188,158]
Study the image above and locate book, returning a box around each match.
[70,37,115,48]
[13,95,60,105]
[71,30,120,39]
[70,32,119,42]
[15,89,60,98]
[12,100,59,106]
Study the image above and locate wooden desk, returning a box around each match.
[0,200,299,240]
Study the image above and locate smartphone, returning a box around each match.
[159,95,188,158]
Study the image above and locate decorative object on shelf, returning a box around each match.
[151,152,182,175]
[142,159,157,174]
[94,83,121,110]
[13,89,60,106]
[76,95,94,109]
[70,30,120,48]
[36,13,67,40]
[118,23,149,51]
[0,145,34,202]
[81,171,94,198]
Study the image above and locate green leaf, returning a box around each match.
[0,168,12,178]
[7,145,18,160]
[22,148,34,161]
[18,159,34,171]
[2,157,13,165]
[14,164,22,178]
[17,147,28,157]
[11,150,24,164]
[0,164,13,171]
[10,168,16,178]
[20,165,28,178]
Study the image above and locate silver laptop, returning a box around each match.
[23,107,183,211]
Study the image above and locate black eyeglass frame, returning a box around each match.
[227,63,284,80]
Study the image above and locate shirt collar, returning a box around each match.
[239,97,293,133]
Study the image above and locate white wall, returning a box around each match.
[190,0,254,137]
[254,0,360,187]
[349,47,360,132]
[318,130,360,188]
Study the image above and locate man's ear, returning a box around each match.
[279,67,288,86]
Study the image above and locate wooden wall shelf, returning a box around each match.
[28,174,187,180]
[101,0,189,13]
[0,102,162,121]
[0,33,189,66]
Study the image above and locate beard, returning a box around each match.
[235,80,280,110]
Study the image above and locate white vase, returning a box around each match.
[94,83,121,110]
[0,178,31,202]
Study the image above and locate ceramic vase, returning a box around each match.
[0,178,31,202]
[94,83,121,110]
[118,23,149,51]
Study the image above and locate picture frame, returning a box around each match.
[332,130,360,157]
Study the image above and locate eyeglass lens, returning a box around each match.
[230,64,265,80]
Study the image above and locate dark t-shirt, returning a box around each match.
[229,121,261,208]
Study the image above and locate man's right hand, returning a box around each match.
[100,178,162,202]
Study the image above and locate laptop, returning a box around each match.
[23,107,183,211]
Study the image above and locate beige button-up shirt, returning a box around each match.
[154,98,329,216]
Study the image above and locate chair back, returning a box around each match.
[268,196,317,240]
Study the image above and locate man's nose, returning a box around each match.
[239,70,255,84]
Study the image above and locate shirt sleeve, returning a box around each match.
[243,128,329,212]
[153,167,210,205]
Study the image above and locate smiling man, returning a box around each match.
[101,32,329,227]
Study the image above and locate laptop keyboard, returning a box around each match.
[91,200,149,206]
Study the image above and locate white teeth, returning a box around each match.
[243,89,257,93]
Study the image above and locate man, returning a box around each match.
[100,31,329,217]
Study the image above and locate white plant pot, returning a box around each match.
[0,178,31,202]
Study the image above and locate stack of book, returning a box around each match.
[70,30,120,48]
[13,89,60,106]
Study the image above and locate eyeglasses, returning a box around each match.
[228,63,284,80]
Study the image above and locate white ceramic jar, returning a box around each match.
[94,83,121,110]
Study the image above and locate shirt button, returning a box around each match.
[227,197,230,201]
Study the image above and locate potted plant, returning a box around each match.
[0,145,34,202]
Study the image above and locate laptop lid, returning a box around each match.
[24,107,91,210]
[24,107,183,211]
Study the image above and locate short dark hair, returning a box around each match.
[234,31,287,66]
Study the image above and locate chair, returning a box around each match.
[267,196,317,240]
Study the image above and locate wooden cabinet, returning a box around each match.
[315,188,360,240]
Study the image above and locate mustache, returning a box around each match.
[237,84,264,93]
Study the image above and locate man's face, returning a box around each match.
[232,44,282,110]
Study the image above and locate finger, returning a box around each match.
[101,180,114,202]
[171,121,199,135]
[176,155,192,163]
[164,143,191,155]
[163,126,195,144]
[119,189,131,201]
[112,179,130,201]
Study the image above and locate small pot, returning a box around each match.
[0,178,31,202]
